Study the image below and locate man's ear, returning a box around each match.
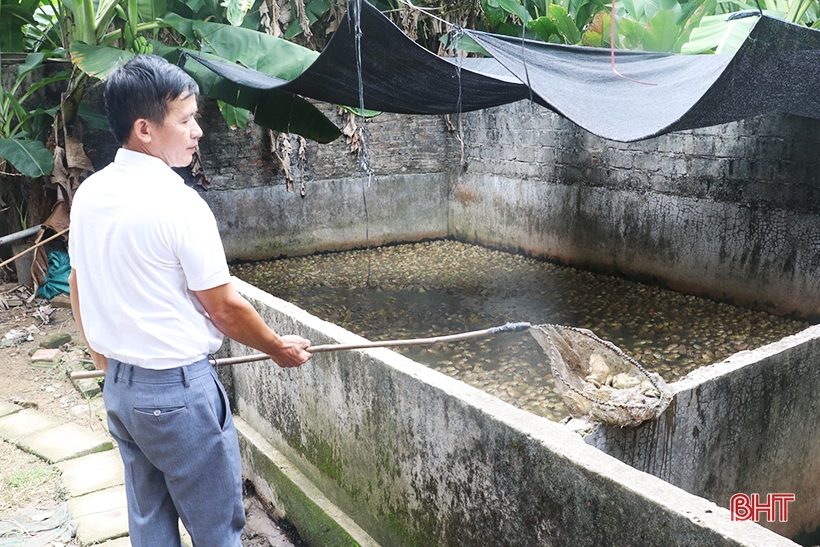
[131,118,153,144]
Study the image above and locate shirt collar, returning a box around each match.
[114,148,184,184]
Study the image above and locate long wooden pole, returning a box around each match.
[68,322,531,380]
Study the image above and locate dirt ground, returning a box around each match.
[0,286,92,428]
[0,284,305,547]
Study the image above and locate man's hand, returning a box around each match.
[90,347,109,372]
[269,334,312,368]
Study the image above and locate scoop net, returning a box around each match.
[530,324,673,427]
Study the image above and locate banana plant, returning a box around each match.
[606,0,712,52]
[0,52,70,231]
[166,0,260,29]
[1,0,41,52]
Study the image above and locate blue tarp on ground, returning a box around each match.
[37,250,70,299]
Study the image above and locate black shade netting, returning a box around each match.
[185,2,820,142]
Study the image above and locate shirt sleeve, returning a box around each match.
[172,191,232,292]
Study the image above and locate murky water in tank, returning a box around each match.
[231,240,811,422]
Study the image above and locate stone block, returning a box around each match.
[0,401,21,418]
[0,409,63,441]
[67,486,129,546]
[40,332,72,349]
[67,358,103,398]
[17,421,113,463]
[48,294,72,308]
[56,450,124,497]
[30,348,63,369]
[73,378,102,399]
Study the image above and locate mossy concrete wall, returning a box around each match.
[584,324,820,543]
[221,278,799,547]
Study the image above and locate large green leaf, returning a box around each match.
[139,0,168,26]
[493,0,533,24]
[620,0,646,21]
[282,0,332,39]
[495,21,526,37]
[641,8,679,51]
[482,0,511,25]
[644,0,679,21]
[161,13,318,80]
[21,71,71,102]
[0,137,53,177]
[0,1,39,52]
[530,0,550,18]
[222,0,252,26]
[582,11,612,46]
[77,101,110,131]
[70,42,135,79]
[570,0,607,28]
[152,44,341,143]
[438,33,489,54]
[15,51,43,78]
[673,0,714,51]
[680,10,781,54]
[217,100,249,129]
[529,15,561,41]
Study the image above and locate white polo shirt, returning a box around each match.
[68,148,231,369]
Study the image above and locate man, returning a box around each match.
[68,54,312,547]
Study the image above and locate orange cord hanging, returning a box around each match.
[610,0,657,85]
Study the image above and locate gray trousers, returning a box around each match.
[104,358,245,547]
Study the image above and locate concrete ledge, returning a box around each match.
[586,324,820,541]
[94,537,131,547]
[226,279,799,547]
[236,417,381,547]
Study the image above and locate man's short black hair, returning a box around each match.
[104,54,200,145]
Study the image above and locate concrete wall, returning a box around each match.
[222,278,799,547]
[194,102,454,260]
[450,103,820,319]
[81,100,454,260]
[584,325,820,542]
